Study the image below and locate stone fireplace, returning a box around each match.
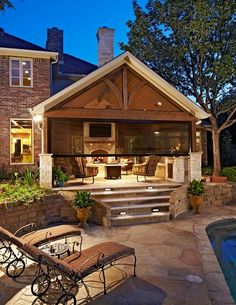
[83,122,116,157]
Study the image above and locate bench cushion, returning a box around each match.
[63,242,135,277]
[21,224,81,246]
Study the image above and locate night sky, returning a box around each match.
[0,0,147,65]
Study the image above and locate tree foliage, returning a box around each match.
[0,0,14,11]
[121,0,236,174]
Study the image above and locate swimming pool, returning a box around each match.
[207,219,236,302]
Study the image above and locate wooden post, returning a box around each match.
[123,66,128,109]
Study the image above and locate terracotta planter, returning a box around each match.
[76,207,91,228]
[190,196,204,214]
[210,176,227,183]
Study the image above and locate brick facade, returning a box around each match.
[0,55,51,169]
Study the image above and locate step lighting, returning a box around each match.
[147,186,153,190]
[104,188,112,191]
[119,211,127,215]
[152,208,159,213]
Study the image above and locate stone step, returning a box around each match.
[110,202,169,217]
[55,183,182,193]
[100,195,170,205]
[110,212,170,226]
[91,188,175,198]
[110,202,169,210]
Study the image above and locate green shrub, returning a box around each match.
[221,167,236,182]
[20,168,39,186]
[72,191,95,209]
[0,182,50,206]
[53,166,69,186]
[187,179,205,197]
[0,167,7,181]
[202,167,213,176]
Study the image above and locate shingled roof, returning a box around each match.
[0,28,97,75]
[0,28,47,51]
[59,53,97,75]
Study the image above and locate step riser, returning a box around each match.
[92,190,173,199]
[111,214,169,226]
[102,197,170,205]
[111,207,169,217]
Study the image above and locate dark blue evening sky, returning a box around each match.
[0,0,147,65]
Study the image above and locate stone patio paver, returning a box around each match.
[0,203,236,305]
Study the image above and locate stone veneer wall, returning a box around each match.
[170,183,233,218]
[0,194,77,233]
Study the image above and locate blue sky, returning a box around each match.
[0,0,147,64]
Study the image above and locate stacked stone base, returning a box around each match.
[170,183,233,218]
[0,193,77,232]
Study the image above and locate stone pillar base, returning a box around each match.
[189,152,202,181]
[39,154,53,189]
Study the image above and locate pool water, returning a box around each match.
[207,219,236,302]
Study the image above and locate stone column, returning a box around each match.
[172,157,186,183]
[39,154,53,189]
[189,152,202,181]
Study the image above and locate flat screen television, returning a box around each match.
[89,123,112,138]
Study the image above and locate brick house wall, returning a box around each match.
[0,55,51,169]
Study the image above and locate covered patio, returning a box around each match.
[31,52,208,189]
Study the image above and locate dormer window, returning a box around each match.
[10,58,33,87]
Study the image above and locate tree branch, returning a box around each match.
[217,103,236,116]
[219,106,236,132]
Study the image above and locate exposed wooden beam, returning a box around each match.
[104,79,123,108]
[45,108,195,121]
[191,121,197,152]
[122,66,128,110]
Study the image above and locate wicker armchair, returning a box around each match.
[72,157,98,184]
[133,155,161,182]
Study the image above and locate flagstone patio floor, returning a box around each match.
[1,199,236,305]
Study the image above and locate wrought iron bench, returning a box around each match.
[0,224,82,278]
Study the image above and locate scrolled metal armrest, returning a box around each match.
[14,223,35,237]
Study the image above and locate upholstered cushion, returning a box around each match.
[0,226,25,248]
[63,242,135,278]
[21,225,81,247]
[146,156,161,175]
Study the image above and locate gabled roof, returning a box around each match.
[59,53,97,75]
[32,51,209,119]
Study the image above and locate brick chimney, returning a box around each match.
[97,27,115,66]
[46,27,63,63]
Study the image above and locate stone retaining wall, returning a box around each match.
[170,182,233,218]
[0,193,77,233]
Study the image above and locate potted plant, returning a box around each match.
[53,166,69,187]
[72,191,96,227]
[187,179,205,214]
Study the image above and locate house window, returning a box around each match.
[10,58,33,87]
[10,119,33,164]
